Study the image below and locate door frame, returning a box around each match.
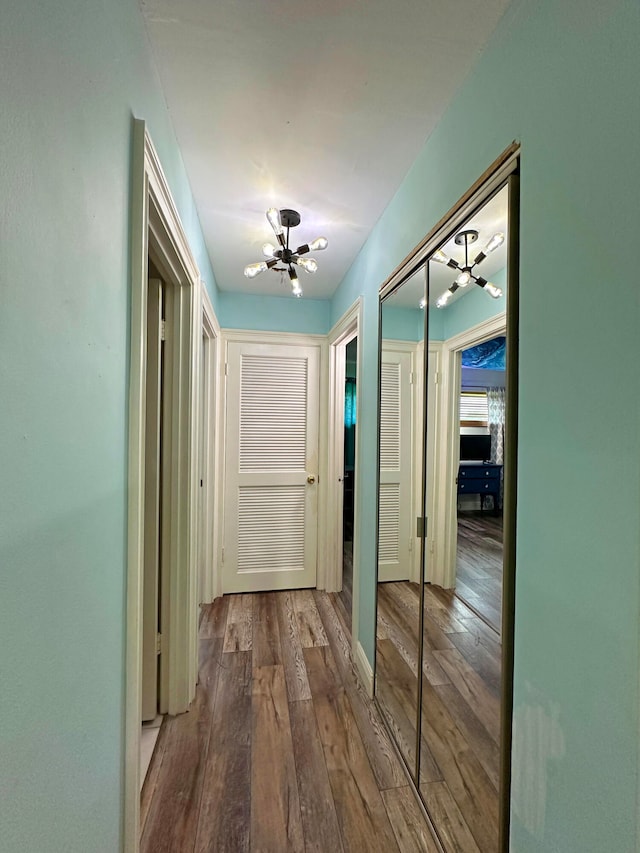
[326,298,362,604]
[198,284,222,605]
[125,120,202,852]
[433,312,507,589]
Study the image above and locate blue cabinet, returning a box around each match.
[458,462,502,513]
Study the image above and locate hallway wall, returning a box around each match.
[0,3,218,851]
[330,0,640,850]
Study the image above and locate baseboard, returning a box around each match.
[354,641,374,698]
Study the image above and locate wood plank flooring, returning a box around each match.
[456,512,503,633]
[376,581,501,852]
[141,590,437,852]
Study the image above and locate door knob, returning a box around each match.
[307,475,316,484]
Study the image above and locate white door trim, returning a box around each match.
[125,120,201,853]
[326,299,362,646]
[433,312,507,588]
[321,297,362,588]
[199,284,222,604]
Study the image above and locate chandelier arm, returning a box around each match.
[295,243,310,256]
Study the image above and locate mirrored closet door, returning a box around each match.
[375,167,519,853]
[376,269,428,779]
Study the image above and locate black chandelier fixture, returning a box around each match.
[434,229,504,308]
[244,208,328,298]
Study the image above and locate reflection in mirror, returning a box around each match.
[376,268,427,778]
[420,185,509,851]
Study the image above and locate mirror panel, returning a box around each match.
[420,185,510,851]
[376,269,427,778]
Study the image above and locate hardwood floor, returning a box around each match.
[456,511,503,633]
[376,581,501,852]
[141,590,440,852]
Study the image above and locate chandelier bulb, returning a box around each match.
[484,232,504,254]
[456,270,472,287]
[266,207,284,237]
[297,257,318,274]
[436,291,452,309]
[432,249,450,265]
[244,261,268,279]
[262,242,277,258]
[483,281,503,299]
[308,236,328,252]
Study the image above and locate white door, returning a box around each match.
[222,341,320,593]
[378,347,413,582]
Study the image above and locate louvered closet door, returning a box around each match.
[222,341,320,593]
[379,348,413,582]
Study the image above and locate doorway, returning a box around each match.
[455,335,506,634]
[337,336,357,629]
[125,120,203,852]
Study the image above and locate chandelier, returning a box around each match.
[243,208,328,298]
[434,229,504,308]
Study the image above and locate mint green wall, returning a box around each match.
[219,291,331,335]
[381,306,425,341]
[0,4,218,852]
[331,1,640,850]
[442,267,507,339]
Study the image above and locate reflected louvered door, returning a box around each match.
[222,341,320,592]
[378,348,413,582]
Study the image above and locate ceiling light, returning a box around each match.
[435,228,505,309]
[243,208,328,297]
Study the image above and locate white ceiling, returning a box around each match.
[140,0,511,300]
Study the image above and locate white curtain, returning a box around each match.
[487,386,506,464]
[487,386,506,510]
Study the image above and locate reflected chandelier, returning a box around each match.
[243,208,328,298]
[435,229,504,308]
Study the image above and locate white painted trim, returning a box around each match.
[444,312,506,353]
[199,284,222,605]
[326,299,362,657]
[433,312,507,588]
[125,120,201,853]
[221,328,325,346]
[354,641,374,698]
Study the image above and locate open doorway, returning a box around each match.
[337,336,357,629]
[140,264,165,785]
[455,335,506,633]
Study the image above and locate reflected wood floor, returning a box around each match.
[377,582,501,852]
[456,512,503,633]
[141,589,440,852]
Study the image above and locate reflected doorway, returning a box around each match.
[455,337,506,634]
[337,336,357,630]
